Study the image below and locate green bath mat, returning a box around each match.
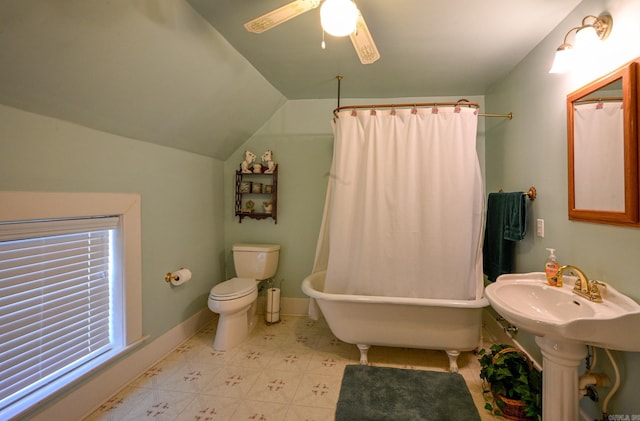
[335,365,481,421]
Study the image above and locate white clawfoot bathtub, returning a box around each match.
[301,271,489,372]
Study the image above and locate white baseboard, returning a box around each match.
[281,297,311,316]
[580,409,594,421]
[482,308,517,345]
[28,308,215,421]
[482,309,542,370]
[256,296,310,317]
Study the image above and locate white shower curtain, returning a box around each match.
[314,106,484,300]
[573,102,624,211]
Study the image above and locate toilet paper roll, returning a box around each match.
[266,287,280,323]
[170,268,192,286]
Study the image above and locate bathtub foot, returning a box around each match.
[445,350,460,373]
[357,344,370,365]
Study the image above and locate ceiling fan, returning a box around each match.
[244,0,380,64]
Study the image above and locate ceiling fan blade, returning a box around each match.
[349,11,380,64]
[244,0,321,34]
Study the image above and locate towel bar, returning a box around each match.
[498,186,536,201]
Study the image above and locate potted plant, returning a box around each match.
[478,344,542,421]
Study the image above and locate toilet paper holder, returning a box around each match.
[165,268,190,284]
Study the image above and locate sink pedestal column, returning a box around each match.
[535,336,587,421]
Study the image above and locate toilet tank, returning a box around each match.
[233,243,280,280]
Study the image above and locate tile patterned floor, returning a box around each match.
[85,315,501,421]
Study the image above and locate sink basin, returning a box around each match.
[485,272,640,351]
[487,272,640,420]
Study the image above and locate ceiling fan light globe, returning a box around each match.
[320,0,358,37]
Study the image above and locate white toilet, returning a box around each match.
[208,243,280,350]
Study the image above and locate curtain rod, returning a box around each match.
[333,76,513,119]
[574,96,623,104]
[333,102,513,120]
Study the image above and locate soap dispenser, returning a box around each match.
[545,248,560,287]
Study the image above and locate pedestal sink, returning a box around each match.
[485,272,640,420]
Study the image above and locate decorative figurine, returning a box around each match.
[262,150,277,174]
[240,150,256,173]
[239,181,251,193]
[263,201,273,213]
[251,183,263,194]
[243,200,255,213]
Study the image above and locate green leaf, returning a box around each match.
[477,344,542,419]
[495,367,512,379]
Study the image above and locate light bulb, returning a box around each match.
[320,0,358,37]
[575,26,600,51]
[549,45,574,74]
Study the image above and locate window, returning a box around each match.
[0,192,142,419]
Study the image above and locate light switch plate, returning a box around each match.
[536,219,544,237]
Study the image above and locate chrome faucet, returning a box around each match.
[557,265,603,303]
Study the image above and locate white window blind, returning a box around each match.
[0,216,119,413]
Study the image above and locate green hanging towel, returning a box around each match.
[483,192,527,282]
[503,192,527,241]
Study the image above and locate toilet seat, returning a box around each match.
[210,277,256,301]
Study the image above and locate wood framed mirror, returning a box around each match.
[567,60,639,226]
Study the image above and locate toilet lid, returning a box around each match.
[211,277,256,299]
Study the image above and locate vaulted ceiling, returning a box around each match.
[0,0,582,159]
[188,0,582,99]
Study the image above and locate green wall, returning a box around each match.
[485,0,640,417]
[0,104,225,340]
[223,100,335,298]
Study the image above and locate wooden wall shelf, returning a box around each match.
[235,165,278,223]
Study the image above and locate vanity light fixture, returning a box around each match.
[549,13,613,74]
